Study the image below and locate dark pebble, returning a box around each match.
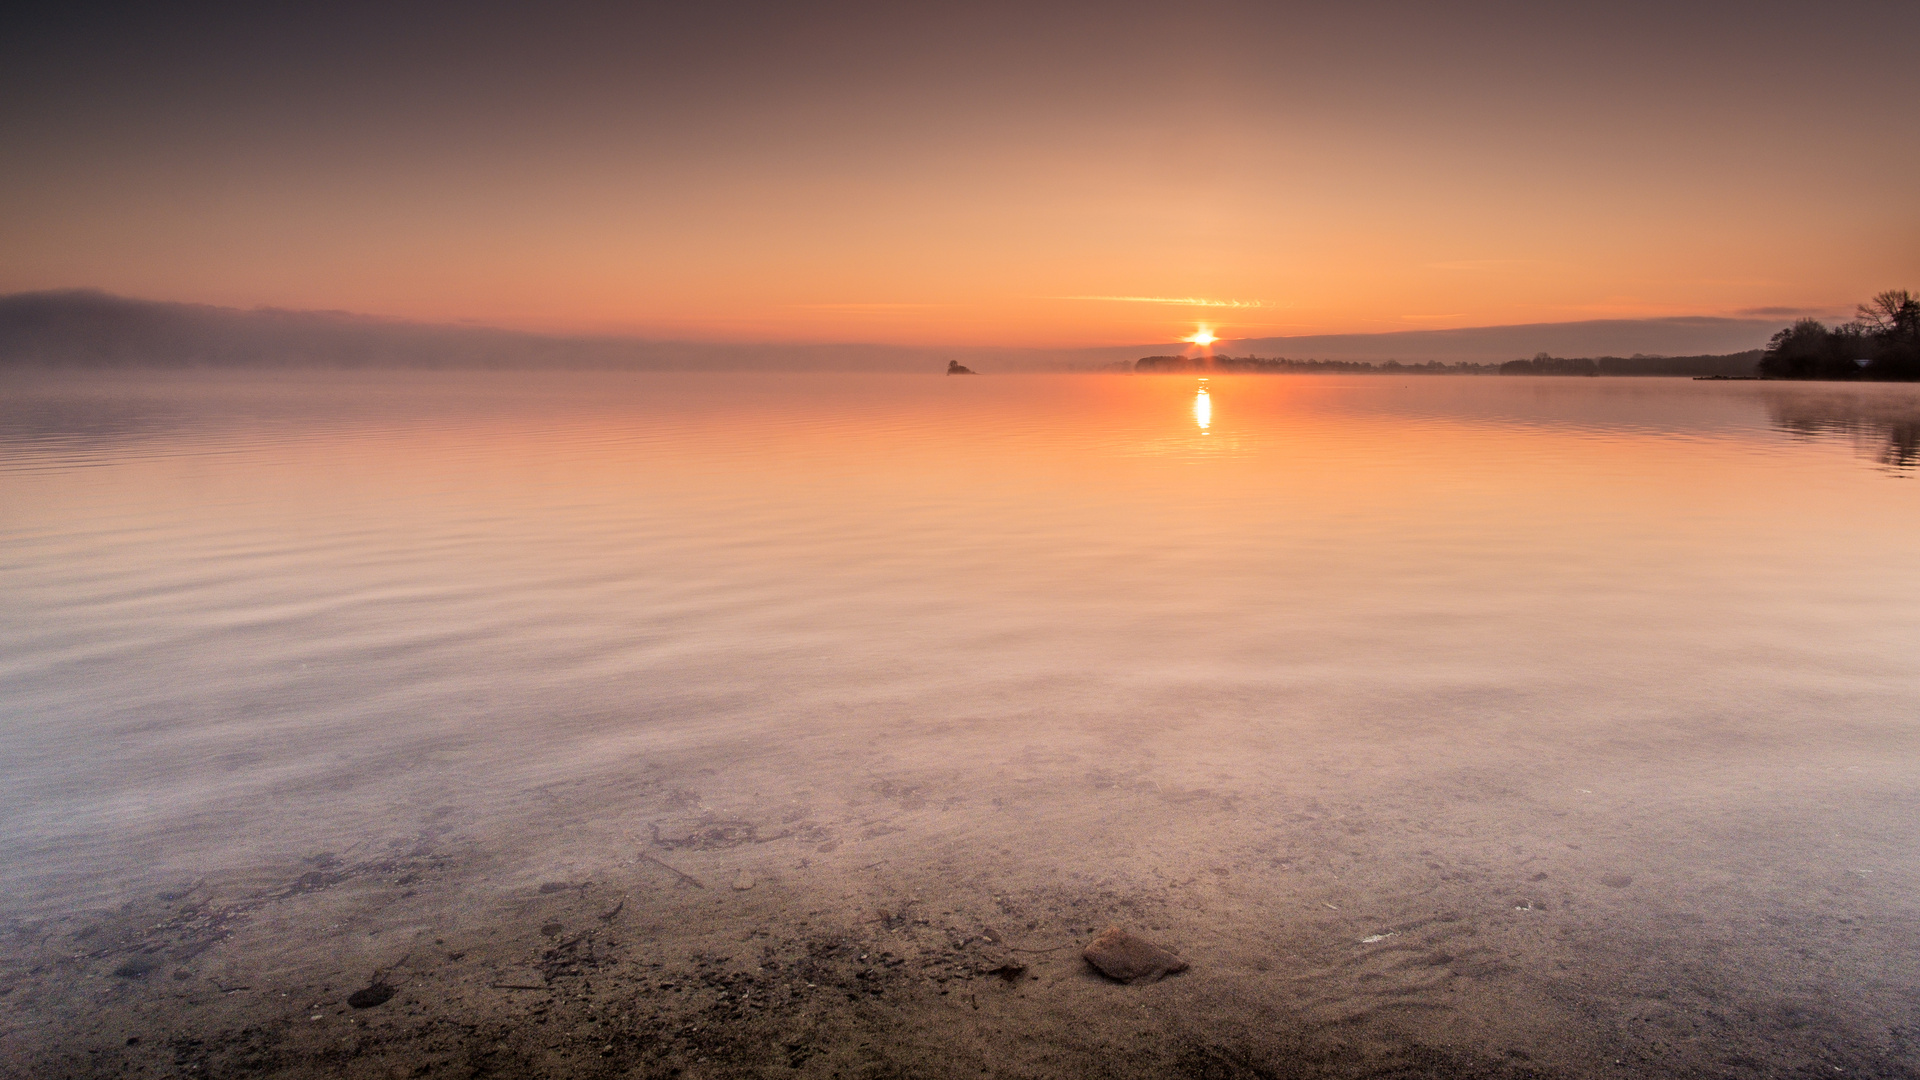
[348,983,396,1009]
[112,957,160,979]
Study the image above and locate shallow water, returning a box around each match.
[3,370,1918,1077]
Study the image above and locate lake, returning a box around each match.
[2,370,1917,1079]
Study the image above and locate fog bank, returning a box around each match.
[0,291,1782,372]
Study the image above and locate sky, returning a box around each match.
[2,1,1915,348]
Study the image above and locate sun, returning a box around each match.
[1184,327,1217,347]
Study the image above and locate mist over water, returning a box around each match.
[3,370,1918,1077]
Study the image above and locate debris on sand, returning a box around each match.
[732,871,756,891]
[1082,926,1188,984]
[638,852,705,889]
[1601,874,1634,888]
[987,963,1028,983]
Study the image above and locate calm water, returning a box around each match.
[3,370,1919,1075]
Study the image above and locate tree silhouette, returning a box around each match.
[1758,291,1919,380]
[1857,290,1919,343]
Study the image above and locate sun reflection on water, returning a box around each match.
[1193,380,1211,431]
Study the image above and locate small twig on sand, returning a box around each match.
[598,898,626,922]
[1007,944,1072,954]
[639,853,705,889]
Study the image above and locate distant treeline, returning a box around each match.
[1137,355,1500,374]
[1756,291,1919,380]
[1496,351,1762,377]
[1135,352,1761,376]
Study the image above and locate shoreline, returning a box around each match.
[6,768,1915,1080]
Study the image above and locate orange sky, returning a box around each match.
[2,3,1914,346]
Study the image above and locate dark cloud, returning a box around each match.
[1228,318,1779,364]
[8,2,1916,138]
[1735,306,1839,317]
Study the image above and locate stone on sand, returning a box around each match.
[1083,925,1188,984]
[347,983,395,1009]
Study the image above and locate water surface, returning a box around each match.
[2,371,1917,1077]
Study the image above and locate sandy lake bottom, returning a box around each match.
[2,371,1919,1079]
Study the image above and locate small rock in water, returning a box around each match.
[112,956,160,979]
[347,983,394,1009]
[1083,925,1188,984]
[732,871,756,891]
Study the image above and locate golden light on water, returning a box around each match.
[1193,382,1212,430]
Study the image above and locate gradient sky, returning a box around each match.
[3,1,1915,346]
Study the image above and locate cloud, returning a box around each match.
[786,302,943,310]
[1424,260,1546,272]
[1054,296,1268,308]
[1734,305,1830,317]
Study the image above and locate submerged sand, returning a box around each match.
[4,738,1916,1080]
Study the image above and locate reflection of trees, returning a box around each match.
[1765,390,1920,469]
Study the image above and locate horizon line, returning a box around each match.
[0,287,1826,354]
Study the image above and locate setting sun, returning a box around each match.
[1185,327,1217,347]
